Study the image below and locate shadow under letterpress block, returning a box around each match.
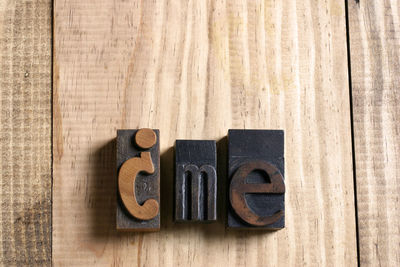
[227,130,285,230]
[175,140,217,223]
[116,129,160,231]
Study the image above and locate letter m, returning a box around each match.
[175,164,217,221]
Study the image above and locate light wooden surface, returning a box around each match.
[348,0,400,265]
[53,0,357,266]
[0,0,52,265]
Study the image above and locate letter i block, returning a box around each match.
[175,140,217,222]
[228,130,285,230]
[116,129,160,231]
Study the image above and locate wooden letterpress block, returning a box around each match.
[227,130,285,229]
[175,140,217,222]
[116,129,160,231]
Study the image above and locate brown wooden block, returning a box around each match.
[227,129,285,230]
[175,140,217,222]
[116,129,160,231]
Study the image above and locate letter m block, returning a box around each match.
[175,140,217,222]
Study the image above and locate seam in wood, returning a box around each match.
[345,0,361,266]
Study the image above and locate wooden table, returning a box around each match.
[0,0,399,266]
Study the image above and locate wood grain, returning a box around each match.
[0,0,51,265]
[348,0,400,265]
[53,0,357,266]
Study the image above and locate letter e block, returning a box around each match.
[228,130,285,230]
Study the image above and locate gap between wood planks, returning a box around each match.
[345,0,361,266]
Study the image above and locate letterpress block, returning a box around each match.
[227,130,285,230]
[175,140,217,222]
[116,129,160,231]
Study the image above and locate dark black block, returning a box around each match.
[175,140,217,222]
[227,129,285,230]
[116,129,160,231]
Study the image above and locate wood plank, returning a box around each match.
[348,0,400,265]
[0,0,52,265]
[53,0,357,266]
